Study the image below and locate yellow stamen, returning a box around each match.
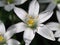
[0,35,4,42]
[26,15,38,28]
[27,19,34,27]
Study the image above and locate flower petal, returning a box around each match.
[37,24,55,41]
[14,7,27,21]
[23,28,35,45]
[8,22,26,33]
[7,39,20,45]
[46,22,60,31]
[38,0,51,3]
[58,38,60,42]
[44,2,56,12]
[0,1,5,7]
[38,11,53,23]
[4,30,16,40]
[54,31,60,37]
[28,0,39,17]
[4,4,15,12]
[57,4,60,10]
[56,11,60,23]
[4,22,26,40]
[0,21,6,34]
[14,0,27,5]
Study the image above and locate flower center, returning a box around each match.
[6,0,14,4]
[0,35,5,42]
[0,35,6,44]
[54,0,60,4]
[25,15,38,29]
[27,19,34,27]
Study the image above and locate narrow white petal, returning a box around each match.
[34,1,39,15]
[0,1,5,7]
[4,22,26,40]
[37,24,55,41]
[44,2,56,12]
[57,4,60,10]
[38,0,52,3]
[23,28,35,45]
[4,4,15,12]
[7,22,26,33]
[58,38,60,42]
[14,0,27,5]
[54,31,60,37]
[14,7,27,21]
[7,39,20,45]
[38,11,53,23]
[46,22,60,31]
[0,21,6,34]
[4,30,16,40]
[28,0,39,17]
[56,11,60,23]
[25,43,29,45]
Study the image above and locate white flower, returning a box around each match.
[0,0,27,11]
[0,21,20,45]
[7,0,55,45]
[46,11,60,42]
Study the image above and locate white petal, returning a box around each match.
[14,0,27,5]
[46,22,60,31]
[4,4,15,12]
[23,28,35,45]
[38,11,53,23]
[44,2,56,12]
[58,38,60,42]
[14,7,27,21]
[38,0,52,3]
[37,24,55,41]
[0,21,6,34]
[3,43,7,45]
[7,22,26,33]
[4,30,16,40]
[54,31,60,37]
[7,39,20,45]
[25,43,30,45]
[28,0,39,17]
[4,22,26,40]
[0,1,5,7]
[56,11,60,23]
[57,4,60,10]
